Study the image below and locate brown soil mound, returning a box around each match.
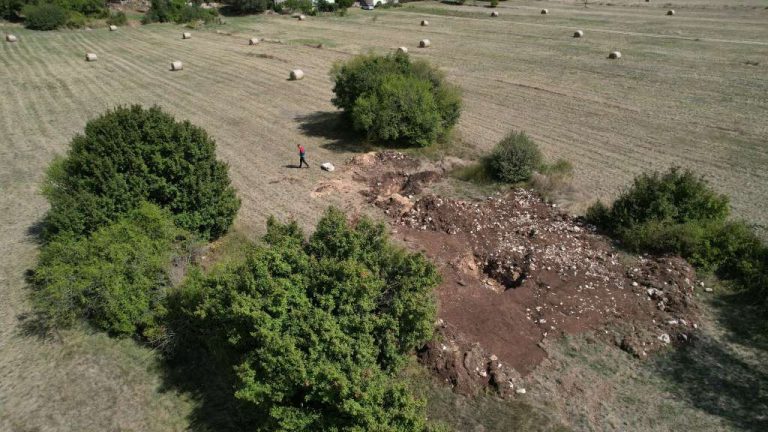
[326,151,701,398]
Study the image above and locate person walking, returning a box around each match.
[297,144,309,168]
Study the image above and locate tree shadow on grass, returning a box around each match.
[158,335,257,431]
[652,331,768,431]
[295,111,375,154]
[712,292,768,352]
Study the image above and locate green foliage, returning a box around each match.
[54,0,106,16]
[41,105,240,242]
[222,0,268,14]
[352,74,443,147]
[30,203,185,338]
[64,9,86,27]
[23,3,68,30]
[486,131,542,183]
[106,10,127,26]
[142,0,184,23]
[176,4,219,23]
[283,0,315,14]
[490,0,498,7]
[315,0,336,12]
[331,52,461,147]
[1,0,27,19]
[591,167,729,235]
[588,167,768,305]
[169,208,441,430]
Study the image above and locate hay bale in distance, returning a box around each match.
[109,25,118,31]
[421,20,429,26]
[249,38,259,45]
[6,34,17,42]
[419,39,431,48]
[573,30,584,38]
[298,14,306,20]
[290,69,304,80]
[667,10,675,15]
[182,32,192,39]
[85,53,97,62]
[170,61,183,71]
[491,11,499,17]
[608,51,622,59]
[541,9,548,14]
[397,46,408,54]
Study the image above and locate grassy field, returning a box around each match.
[1,1,767,430]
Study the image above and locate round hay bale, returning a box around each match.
[6,34,18,42]
[85,53,97,62]
[397,46,408,54]
[667,9,675,15]
[421,20,429,26]
[298,14,306,20]
[171,61,184,71]
[419,39,431,48]
[290,69,304,80]
[182,32,192,39]
[491,11,499,17]
[109,25,118,31]
[573,30,584,38]
[541,9,548,15]
[249,38,259,45]
[608,51,622,59]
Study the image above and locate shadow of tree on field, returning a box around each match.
[158,331,256,431]
[295,111,374,154]
[712,292,768,352]
[652,332,768,431]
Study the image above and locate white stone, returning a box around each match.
[321,162,335,172]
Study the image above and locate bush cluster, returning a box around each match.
[22,3,68,30]
[221,0,268,15]
[143,0,219,24]
[169,208,441,430]
[587,167,768,304]
[331,52,461,147]
[106,10,127,26]
[31,203,185,339]
[41,105,240,242]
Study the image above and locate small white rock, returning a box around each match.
[515,388,527,394]
[658,333,671,344]
[320,162,335,172]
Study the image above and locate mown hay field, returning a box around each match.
[1,1,767,430]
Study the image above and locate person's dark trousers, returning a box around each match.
[299,157,309,168]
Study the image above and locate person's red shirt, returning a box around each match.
[299,146,305,156]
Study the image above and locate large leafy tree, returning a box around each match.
[41,105,240,241]
[171,208,441,431]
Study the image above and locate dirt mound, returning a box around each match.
[326,151,701,399]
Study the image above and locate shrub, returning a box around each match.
[23,3,69,30]
[222,0,268,14]
[142,0,184,23]
[283,0,314,14]
[588,167,768,306]
[316,0,336,12]
[176,4,218,23]
[41,105,240,242]
[169,208,440,430]
[54,0,106,16]
[1,0,26,20]
[490,0,498,7]
[591,167,729,235]
[106,10,127,26]
[331,52,461,147]
[30,203,185,339]
[486,131,542,183]
[65,10,86,28]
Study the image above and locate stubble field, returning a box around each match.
[1,1,767,430]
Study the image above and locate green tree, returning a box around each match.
[170,208,441,430]
[41,105,239,241]
[22,3,68,30]
[30,203,185,339]
[221,0,268,14]
[331,52,461,147]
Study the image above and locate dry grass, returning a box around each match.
[1,1,767,430]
